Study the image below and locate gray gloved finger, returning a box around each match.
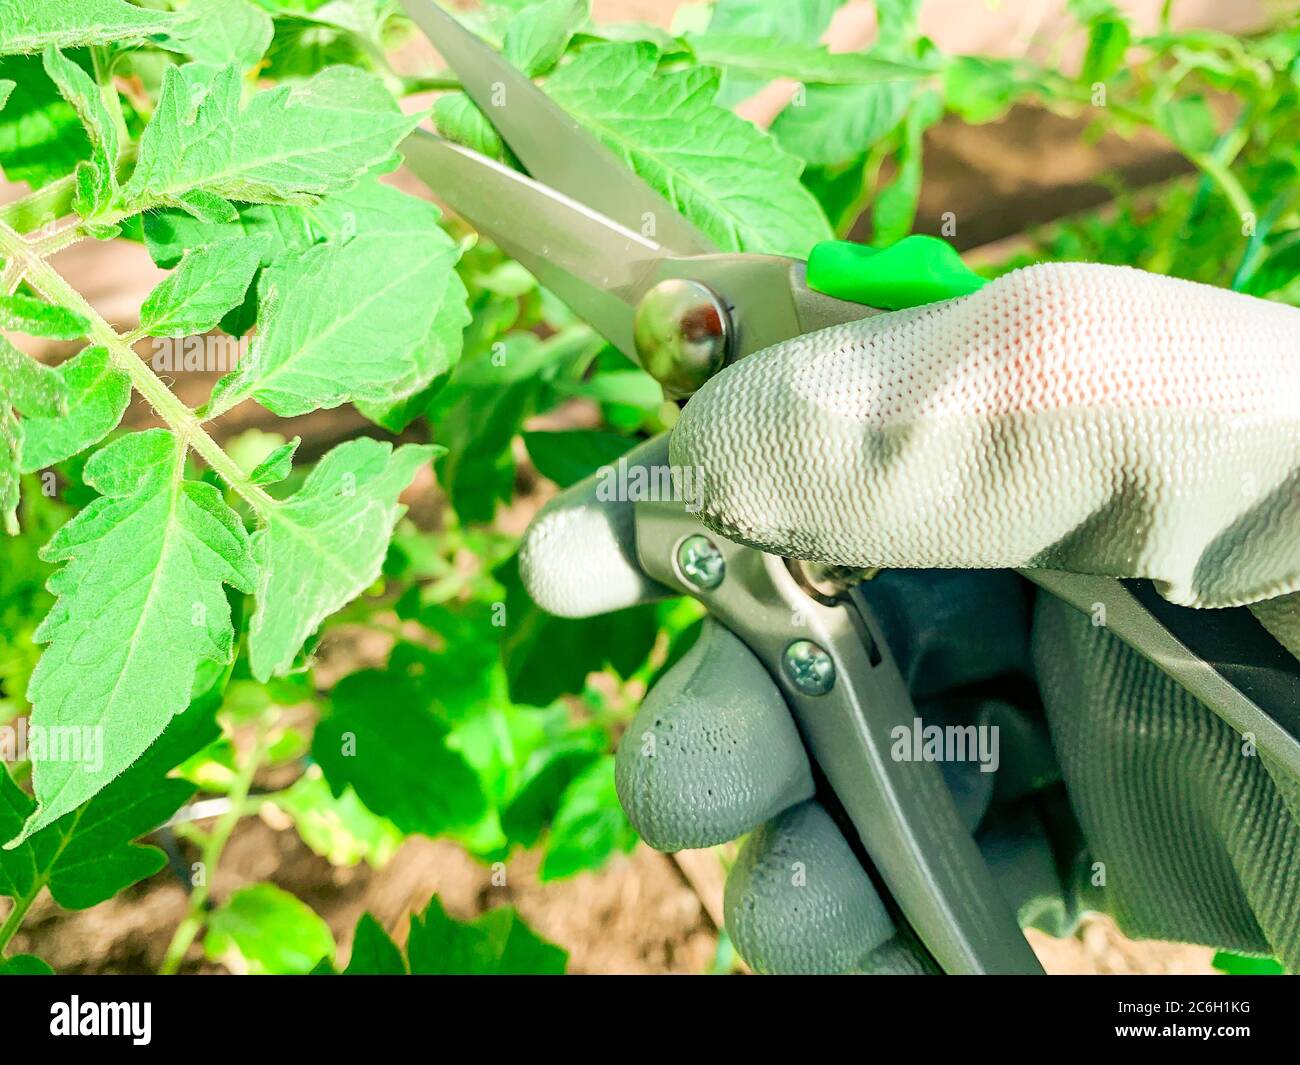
[860,569,1033,697]
[614,619,813,850]
[1033,592,1300,969]
[726,798,1072,974]
[519,434,672,618]
[724,800,937,975]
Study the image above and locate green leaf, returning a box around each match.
[0,688,219,908]
[204,883,335,975]
[143,201,317,271]
[406,895,566,975]
[312,665,487,838]
[772,82,912,168]
[431,332,567,524]
[138,235,269,338]
[0,293,89,339]
[706,0,841,39]
[1156,94,1218,156]
[208,177,468,419]
[0,0,177,55]
[0,79,13,109]
[1079,15,1131,84]
[943,55,1025,124]
[688,34,935,85]
[522,429,637,488]
[875,0,923,47]
[247,439,435,679]
[115,63,417,215]
[500,737,604,849]
[496,554,658,705]
[544,41,831,256]
[17,430,255,838]
[41,46,117,217]
[540,756,637,880]
[267,769,404,868]
[18,346,130,473]
[871,89,943,244]
[0,340,66,418]
[1,339,68,534]
[0,955,54,974]
[503,0,589,77]
[704,0,842,106]
[0,54,91,188]
[247,436,299,485]
[173,189,239,225]
[167,0,274,71]
[342,913,406,975]
[563,366,661,409]
[432,92,513,164]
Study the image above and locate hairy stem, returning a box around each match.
[159,724,267,975]
[0,220,274,514]
[0,175,77,235]
[0,138,137,237]
[0,886,38,956]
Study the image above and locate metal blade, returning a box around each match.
[403,129,664,360]
[400,0,715,256]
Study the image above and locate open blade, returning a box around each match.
[400,0,715,256]
[403,129,663,360]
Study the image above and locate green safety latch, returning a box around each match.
[807,234,988,311]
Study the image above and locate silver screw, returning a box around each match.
[783,640,835,695]
[676,534,725,590]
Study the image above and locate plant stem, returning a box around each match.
[0,220,274,515]
[0,887,38,956]
[0,175,77,236]
[159,724,267,975]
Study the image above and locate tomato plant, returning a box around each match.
[0,0,1296,975]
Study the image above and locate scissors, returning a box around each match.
[397,0,1300,975]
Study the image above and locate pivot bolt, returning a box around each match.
[633,279,730,397]
[783,640,835,695]
[676,534,725,590]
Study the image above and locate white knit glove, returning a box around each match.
[671,262,1300,621]
[523,263,1300,972]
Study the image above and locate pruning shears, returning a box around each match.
[398,0,1300,975]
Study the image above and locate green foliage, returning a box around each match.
[544,41,832,256]
[208,177,467,419]
[265,770,403,868]
[21,430,255,837]
[0,0,177,55]
[204,883,335,975]
[137,235,268,338]
[341,896,567,975]
[17,347,129,473]
[312,662,487,838]
[1,688,218,912]
[522,429,637,488]
[406,895,566,974]
[0,954,54,974]
[246,440,436,680]
[0,54,91,189]
[342,913,405,974]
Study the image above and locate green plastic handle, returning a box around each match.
[806,234,987,311]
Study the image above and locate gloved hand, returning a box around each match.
[521,262,1300,973]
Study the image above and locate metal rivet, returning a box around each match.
[633,279,730,397]
[676,534,725,590]
[783,639,835,695]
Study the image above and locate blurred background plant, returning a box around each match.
[0,0,1296,975]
